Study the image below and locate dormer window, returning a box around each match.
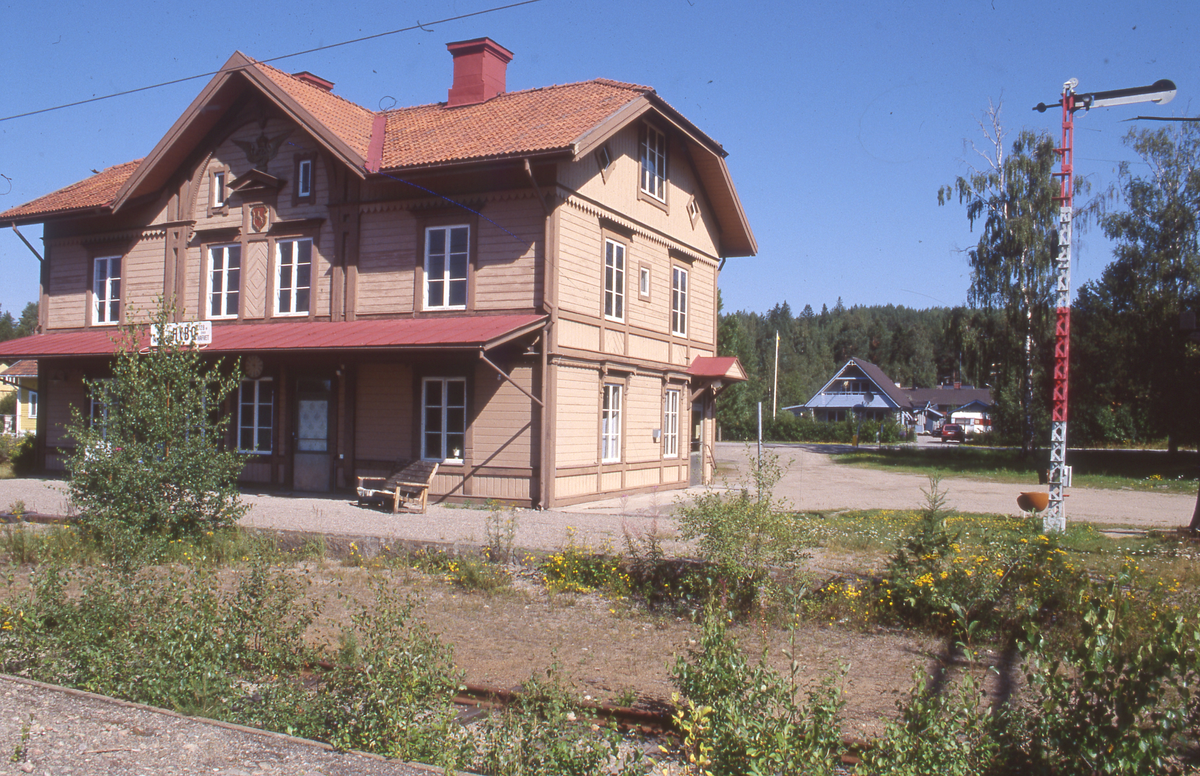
[640,123,667,204]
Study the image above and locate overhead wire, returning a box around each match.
[0,0,543,124]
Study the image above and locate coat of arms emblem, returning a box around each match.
[250,204,269,233]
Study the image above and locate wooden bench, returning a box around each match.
[356,459,440,514]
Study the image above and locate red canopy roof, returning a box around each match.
[686,356,747,382]
[0,315,546,359]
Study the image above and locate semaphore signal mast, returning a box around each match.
[1033,77,1176,532]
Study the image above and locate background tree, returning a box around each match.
[66,303,246,563]
[939,102,1061,455]
[1074,123,1200,455]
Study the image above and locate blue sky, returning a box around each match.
[1,0,1196,321]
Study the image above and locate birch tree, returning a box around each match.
[939,101,1060,455]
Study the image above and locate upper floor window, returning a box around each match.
[601,383,622,463]
[423,377,466,462]
[92,255,121,325]
[27,390,38,420]
[238,378,274,454]
[275,238,312,316]
[212,170,227,208]
[663,388,680,458]
[671,266,688,336]
[640,124,667,203]
[297,159,313,199]
[424,226,469,310]
[604,239,625,322]
[208,244,241,319]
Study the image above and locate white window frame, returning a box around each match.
[601,383,622,463]
[212,170,226,208]
[640,124,667,202]
[424,225,469,310]
[92,255,121,325]
[663,388,679,458]
[671,266,688,336]
[26,390,38,420]
[297,158,313,199]
[274,238,312,316]
[207,244,241,320]
[604,239,625,322]
[422,377,466,462]
[238,378,274,455]
[639,266,651,299]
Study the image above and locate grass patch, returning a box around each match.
[833,446,1199,494]
[0,463,13,480]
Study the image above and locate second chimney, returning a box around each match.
[446,37,514,107]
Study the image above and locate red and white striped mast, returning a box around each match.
[1034,78,1176,532]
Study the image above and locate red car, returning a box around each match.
[940,423,966,443]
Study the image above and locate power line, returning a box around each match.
[0,0,542,124]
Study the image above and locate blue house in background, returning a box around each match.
[784,358,912,424]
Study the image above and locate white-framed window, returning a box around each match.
[671,266,688,336]
[27,390,38,420]
[424,226,469,310]
[89,390,112,441]
[423,377,466,462]
[238,378,274,454]
[297,158,313,198]
[212,170,227,208]
[275,238,312,316]
[207,244,241,319]
[604,239,625,322]
[640,124,667,202]
[601,383,622,463]
[663,388,679,458]
[639,266,651,299]
[92,255,121,325]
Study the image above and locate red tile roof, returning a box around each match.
[253,60,376,160]
[0,160,141,221]
[0,360,38,378]
[0,316,546,359]
[378,79,650,170]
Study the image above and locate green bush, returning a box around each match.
[671,606,845,776]
[1013,568,1200,776]
[857,668,998,776]
[65,303,245,565]
[725,411,910,445]
[676,448,809,609]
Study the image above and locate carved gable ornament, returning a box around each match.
[233,129,292,171]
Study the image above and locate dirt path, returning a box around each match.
[715,442,1197,529]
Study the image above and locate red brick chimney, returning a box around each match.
[446,38,514,107]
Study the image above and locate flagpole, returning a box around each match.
[772,330,779,419]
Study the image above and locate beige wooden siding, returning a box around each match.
[689,260,716,346]
[626,238,669,334]
[603,329,625,356]
[240,242,268,320]
[628,333,668,362]
[625,466,661,489]
[556,472,598,499]
[313,228,336,317]
[554,206,603,318]
[356,210,417,316]
[46,243,88,330]
[470,475,535,502]
[124,235,166,321]
[624,374,662,463]
[45,373,85,451]
[475,198,542,310]
[557,318,600,351]
[558,124,720,257]
[355,363,413,460]
[554,364,598,466]
[471,360,536,468]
